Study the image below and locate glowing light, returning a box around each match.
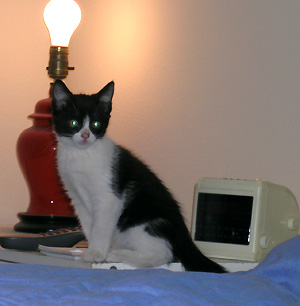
[44,0,81,47]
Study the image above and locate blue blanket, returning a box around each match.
[0,235,299,306]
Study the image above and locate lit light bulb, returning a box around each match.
[43,0,81,80]
[44,0,81,47]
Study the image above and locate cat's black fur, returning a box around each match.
[52,80,226,273]
[113,148,224,272]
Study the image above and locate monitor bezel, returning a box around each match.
[191,180,266,262]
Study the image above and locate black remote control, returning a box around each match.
[0,227,85,251]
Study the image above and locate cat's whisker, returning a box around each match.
[72,102,79,114]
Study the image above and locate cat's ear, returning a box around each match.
[52,80,72,110]
[96,81,115,104]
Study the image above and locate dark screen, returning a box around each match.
[194,193,253,245]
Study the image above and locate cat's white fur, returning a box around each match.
[56,118,173,267]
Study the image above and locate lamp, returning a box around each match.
[14,0,81,233]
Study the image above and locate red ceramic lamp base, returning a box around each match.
[15,86,78,233]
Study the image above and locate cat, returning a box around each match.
[51,80,226,273]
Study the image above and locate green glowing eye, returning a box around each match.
[70,120,78,128]
[92,121,101,128]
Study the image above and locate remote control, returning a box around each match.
[0,227,85,251]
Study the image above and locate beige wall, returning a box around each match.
[0,1,299,228]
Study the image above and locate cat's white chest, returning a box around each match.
[56,136,116,211]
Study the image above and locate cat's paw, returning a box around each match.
[84,249,106,263]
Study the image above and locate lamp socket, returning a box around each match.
[47,46,71,80]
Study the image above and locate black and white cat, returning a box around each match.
[51,80,225,273]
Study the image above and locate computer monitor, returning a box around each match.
[191,178,299,262]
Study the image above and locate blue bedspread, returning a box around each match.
[0,235,299,306]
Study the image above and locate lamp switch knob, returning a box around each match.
[259,235,271,249]
[287,217,300,231]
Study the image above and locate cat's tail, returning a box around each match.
[171,223,227,273]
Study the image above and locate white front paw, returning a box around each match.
[84,249,107,263]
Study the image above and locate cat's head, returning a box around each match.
[52,80,114,148]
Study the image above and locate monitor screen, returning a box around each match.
[194,193,253,245]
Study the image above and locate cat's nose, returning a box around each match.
[81,132,90,140]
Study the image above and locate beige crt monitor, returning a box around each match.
[191,178,300,262]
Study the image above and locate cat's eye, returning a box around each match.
[92,121,101,128]
[70,120,78,128]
